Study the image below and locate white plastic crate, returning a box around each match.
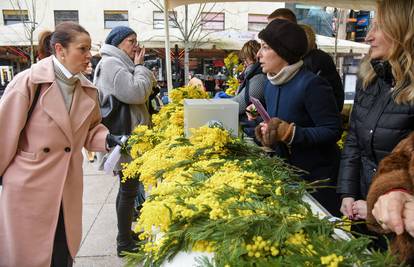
[184,99,239,137]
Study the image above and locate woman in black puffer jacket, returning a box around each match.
[337,0,414,225]
[338,70,414,205]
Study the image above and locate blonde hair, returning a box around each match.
[360,0,414,104]
[239,40,261,63]
[300,24,317,53]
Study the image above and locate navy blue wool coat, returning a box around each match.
[264,67,342,214]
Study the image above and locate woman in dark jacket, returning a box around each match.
[337,0,414,223]
[253,19,342,216]
[301,24,344,112]
[232,40,267,114]
[233,40,267,137]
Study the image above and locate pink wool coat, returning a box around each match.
[0,56,108,267]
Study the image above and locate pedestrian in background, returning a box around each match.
[233,40,266,114]
[83,62,96,162]
[0,22,121,267]
[233,40,267,138]
[300,24,344,111]
[94,26,156,257]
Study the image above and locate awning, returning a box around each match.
[199,30,370,54]
[162,0,376,91]
[166,0,376,11]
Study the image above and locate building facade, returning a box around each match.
[0,0,285,81]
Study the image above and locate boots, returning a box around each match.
[116,174,139,257]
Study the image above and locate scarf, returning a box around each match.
[267,60,303,85]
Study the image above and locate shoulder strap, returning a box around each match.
[26,84,41,123]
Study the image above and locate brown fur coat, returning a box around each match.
[366,132,414,264]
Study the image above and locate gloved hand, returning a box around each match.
[106,134,126,148]
[255,118,295,147]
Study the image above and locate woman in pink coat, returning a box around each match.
[0,22,120,267]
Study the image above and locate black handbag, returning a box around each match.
[0,84,41,185]
[100,94,131,135]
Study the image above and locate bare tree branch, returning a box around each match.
[138,0,226,83]
[191,30,216,50]
[187,3,220,38]
[188,3,204,35]
[149,0,186,39]
[144,34,183,41]
[8,0,41,64]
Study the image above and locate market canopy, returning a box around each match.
[162,0,376,91]
[316,34,369,54]
[166,0,376,10]
[208,30,369,53]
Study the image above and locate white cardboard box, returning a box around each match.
[184,99,239,137]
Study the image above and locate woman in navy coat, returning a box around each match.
[253,19,342,215]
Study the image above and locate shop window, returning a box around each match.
[104,10,128,29]
[201,12,224,31]
[248,14,268,32]
[54,10,79,26]
[3,9,29,25]
[153,11,177,29]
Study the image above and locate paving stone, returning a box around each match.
[77,204,118,257]
[74,255,125,267]
[81,204,101,241]
[83,174,116,204]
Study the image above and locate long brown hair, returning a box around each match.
[360,0,414,104]
[37,31,53,59]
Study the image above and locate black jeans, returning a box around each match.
[50,206,73,267]
[116,172,139,248]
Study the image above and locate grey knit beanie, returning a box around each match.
[105,26,136,47]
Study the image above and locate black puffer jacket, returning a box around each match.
[337,77,414,199]
[303,49,344,111]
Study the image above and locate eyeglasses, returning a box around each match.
[126,38,139,47]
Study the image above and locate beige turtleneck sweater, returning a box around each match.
[53,59,78,112]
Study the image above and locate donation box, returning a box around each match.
[184,99,239,137]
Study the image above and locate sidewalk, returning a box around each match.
[74,160,125,267]
[0,160,128,266]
